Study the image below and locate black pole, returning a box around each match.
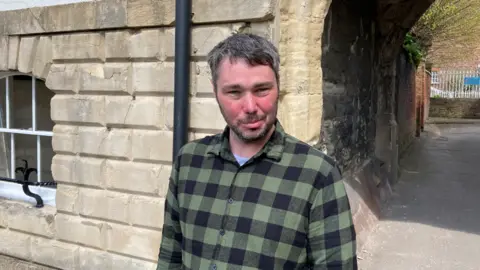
[172,0,192,161]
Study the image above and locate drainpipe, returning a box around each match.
[172,0,192,160]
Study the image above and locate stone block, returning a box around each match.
[77,127,132,159]
[129,196,165,229]
[46,64,79,93]
[52,125,79,154]
[0,229,31,261]
[105,161,170,195]
[55,214,107,249]
[18,36,39,73]
[55,184,79,214]
[33,36,53,79]
[51,95,105,125]
[126,0,175,27]
[131,130,173,162]
[105,31,130,59]
[278,94,322,143]
[52,155,106,188]
[7,36,19,70]
[106,224,162,261]
[79,63,130,93]
[78,189,130,224]
[110,253,157,270]
[192,61,213,95]
[96,0,127,29]
[52,33,105,61]
[78,248,110,270]
[105,96,165,129]
[165,97,226,131]
[129,29,161,59]
[190,25,236,57]
[5,202,55,238]
[192,0,275,23]
[0,36,7,71]
[30,238,78,270]
[131,62,175,93]
[0,202,7,227]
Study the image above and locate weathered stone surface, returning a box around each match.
[105,96,165,128]
[129,196,165,229]
[131,62,175,93]
[52,155,106,187]
[105,31,130,59]
[131,130,173,162]
[0,254,56,270]
[192,0,275,23]
[77,127,132,159]
[7,36,19,70]
[0,229,31,261]
[55,214,106,249]
[52,125,79,154]
[17,36,39,73]
[79,64,130,93]
[52,33,104,61]
[51,95,105,125]
[165,97,226,131]
[32,36,53,79]
[106,223,161,261]
[0,36,7,71]
[126,0,175,27]
[46,64,78,92]
[4,201,55,238]
[30,238,78,270]
[96,0,127,28]
[78,189,130,224]
[105,161,169,195]
[55,184,79,214]
[192,61,213,95]
[278,94,322,144]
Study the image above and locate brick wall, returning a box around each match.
[0,1,279,269]
[429,98,480,119]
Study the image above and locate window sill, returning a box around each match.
[0,182,56,207]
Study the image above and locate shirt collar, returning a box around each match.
[207,119,286,163]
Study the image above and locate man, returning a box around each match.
[157,33,357,269]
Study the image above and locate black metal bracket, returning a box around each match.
[0,159,57,208]
[0,177,57,208]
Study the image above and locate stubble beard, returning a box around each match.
[217,102,278,143]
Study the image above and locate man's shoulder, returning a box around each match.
[176,133,221,157]
[282,133,339,178]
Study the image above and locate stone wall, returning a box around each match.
[395,51,416,155]
[429,98,480,119]
[0,1,279,269]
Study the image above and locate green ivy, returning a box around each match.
[403,33,424,68]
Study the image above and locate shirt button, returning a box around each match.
[228,198,234,204]
[219,230,225,236]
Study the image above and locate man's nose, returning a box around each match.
[243,94,257,113]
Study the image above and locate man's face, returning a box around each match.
[214,57,279,143]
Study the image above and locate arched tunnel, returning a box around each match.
[317,0,435,248]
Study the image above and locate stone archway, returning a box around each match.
[275,0,332,145]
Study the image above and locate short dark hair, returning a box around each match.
[207,33,280,90]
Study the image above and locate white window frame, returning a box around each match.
[0,73,56,207]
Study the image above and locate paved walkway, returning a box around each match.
[358,123,480,270]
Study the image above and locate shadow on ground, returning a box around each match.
[359,123,480,270]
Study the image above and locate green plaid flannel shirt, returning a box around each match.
[157,121,357,269]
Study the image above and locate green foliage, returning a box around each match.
[411,0,480,66]
[403,33,423,67]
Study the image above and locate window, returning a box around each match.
[0,74,56,207]
[431,71,439,84]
